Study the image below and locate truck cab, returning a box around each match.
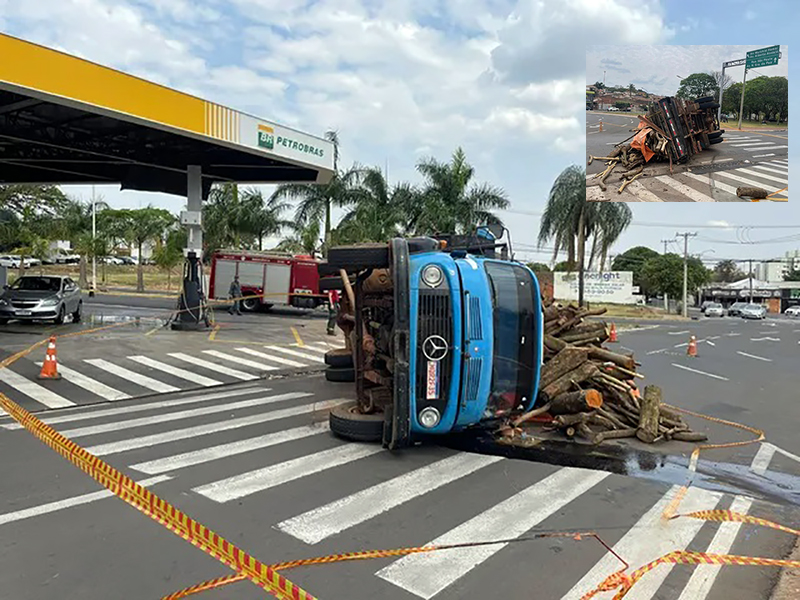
[323,230,543,449]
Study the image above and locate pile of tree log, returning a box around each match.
[498,302,707,446]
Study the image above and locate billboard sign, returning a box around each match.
[554,271,635,304]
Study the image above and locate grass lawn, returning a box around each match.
[6,264,180,293]
[556,301,689,320]
[724,119,788,131]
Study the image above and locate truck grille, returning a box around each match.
[463,357,482,406]
[416,290,453,410]
[468,296,483,340]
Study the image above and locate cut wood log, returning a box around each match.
[672,431,708,442]
[596,406,628,430]
[559,322,609,343]
[576,422,597,443]
[636,385,661,443]
[589,413,618,431]
[511,402,552,427]
[540,362,599,402]
[539,347,589,389]
[553,411,595,428]
[587,347,636,370]
[593,428,638,444]
[543,304,561,321]
[550,389,604,415]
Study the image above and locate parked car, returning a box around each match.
[115,255,137,265]
[0,275,82,324]
[0,255,20,268]
[54,251,81,264]
[740,303,767,320]
[727,301,747,317]
[784,305,800,317]
[700,300,715,313]
[704,302,724,317]
[607,106,619,112]
[100,256,125,265]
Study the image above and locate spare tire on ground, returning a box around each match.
[325,366,355,382]
[324,348,353,368]
[329,402,384,442]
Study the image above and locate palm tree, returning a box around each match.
[410,147,509,235]
[112,207,175,292]
[58,197,109,287]
[276,220,321,256]
[238,188,293,250]
[586,203,633,271]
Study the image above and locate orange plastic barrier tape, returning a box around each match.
[0,392,315,600]
[675,509,800,536]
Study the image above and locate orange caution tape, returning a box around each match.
[0,392,314,600]
[674,509,800,536]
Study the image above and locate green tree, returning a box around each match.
[594,81,605,90]
[553,261,575,272]
[0,185,68,222]
[614,101,631,110]
[628,83,635,99]
[611,246,660,295]
[57,197,111,288]
[676,73,718,100]
[409,147,509,235]
[722,82,741,118]
[783,269,800,282]
[111,207,175,292]
[153,228,186,291]
[526,262,551,272]
[640,254,711,301]
[238,188,293,250]
[276,220,321,256]
[713,259,745,283]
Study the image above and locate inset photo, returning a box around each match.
[586,45,788,202]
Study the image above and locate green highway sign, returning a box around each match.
[746,45,780,69]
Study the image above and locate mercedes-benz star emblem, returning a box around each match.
[423,335,449,361]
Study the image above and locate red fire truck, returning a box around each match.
[208,249,324,311]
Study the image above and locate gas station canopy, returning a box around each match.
[0,34,335,197]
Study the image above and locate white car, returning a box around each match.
[705,302,725,317]
[740,304,767,319]
[784,306,800,317]
[0,255,38,268]
[607,106,619,112]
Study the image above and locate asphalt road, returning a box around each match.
[586,111,789,202]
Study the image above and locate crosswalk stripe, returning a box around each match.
[627,180,664,202]
[1,386,262,430]
[377,468,610,599]
[235,347,305,368]
[752,153,776,158]
[169,352,258,380]
[715,171,780,192]
[772,158,788,163]
[722,137,759,140]
[747,145,788,151]
[201,350,278,371]
[130,422,331,474]
[729,142,779,147]
[655,176,714,202]
[84,358,179,393]
[750,442,777,475]
[61,391,308,438]
[277,453,504,545]
[300,344,329,354]
[193,444,384,502]
[682,173,739,197]
[85,396,337,456]
[0,368,75,408]
[736,167,787,185]
[35,362,130,401]
[0,475,171,526]
[764,161,788,169]
[676,495,754,600]
[562,485,723,599]
[128,356,222,387]
[264,345,325,363]
[751,165,789,176]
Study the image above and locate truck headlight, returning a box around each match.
[419,407,440,428]
[422,265,443,287]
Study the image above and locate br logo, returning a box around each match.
[257,125,274,150]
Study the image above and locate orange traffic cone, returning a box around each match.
[38,336,61,380]
[599,119,603,132]
[687,335,697,358]
[608,323,618,343]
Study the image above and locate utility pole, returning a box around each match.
[660,239,672,254]
[660,239,672,311]
[91,185,97,296]
[676,232,697,317]
[748,258,754,303]
[737,66,749,130]
[577,208,586,307]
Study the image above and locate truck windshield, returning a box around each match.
[484,262,536,408]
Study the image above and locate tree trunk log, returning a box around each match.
[587,347,636,370]
[512,402,552,427]
[672,431,708,442]
[596,406,628,429]
[553,411,595,428]
[550,389,603,415]
[594,428,638,443]
[539,347,589,388]
[636,385,661,443]
[540,362,599,402]
[543,304,561,321]
[559,322,609,343]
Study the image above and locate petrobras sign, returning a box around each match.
[554,271,635,304]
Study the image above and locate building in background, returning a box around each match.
[753,250,800,282]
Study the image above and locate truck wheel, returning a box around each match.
[0,318,8,325]
[709,137,723,145]
[695,96,715,104]
[241,298,260,312]
[330,402,384,442]
[699,101,720,110]
[325,348,353,368]
[708,131,723,139]
[327,244,389,271]
[325,366,355,382]
[317,261,342,277]
[319,276,351,292]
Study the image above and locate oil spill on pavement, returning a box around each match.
[441,430,800,507]
[85,314,168,328]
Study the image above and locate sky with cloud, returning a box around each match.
[0,0,796,262]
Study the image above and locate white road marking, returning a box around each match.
[0,475,171,526]
[623,325,661,333]
[676,495,753,600]
[751,153,776,158]
[646,348,668,355]
[772,158,788,163]
[35,362,129,401]
[668,330,690,335]
[730,142,781,147]
[169,352,258,380]
[750,443,776,475]
[627,180,665,202]
[747,145,789,151]
[727,332,741,336]
[750,337,780,341]
[683,173,740,197]
[1,386,262,430]
[0,368,75,408]
[656,176,714,202]
[300,344,329,354]
[193,444,384,502]
[772,444,800,464]
[671,363,729,381]
[61,392,309,438]
[131,423,331,474]
[264,345,325,363]
[201,350,278,371]
[278,454,504,545]
[736,351,772,362]
[736,168,787,185]
[715,171,780,191]
[84,358,179,393]
[235,347,305,368]
[563,485,723,600]
[706,340,716,346]
[751,165,788,176]
[128,356,221,387]
[377,468,609,599]
[86,397,338,456]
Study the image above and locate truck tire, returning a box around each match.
[699,101,720,110]
[708,131,723,139]
[695,96,715,104]
[319,275,354,292]
[324,348,353,368]
[709,137,723,145]
[330,402,384,442]
[317,261,342,277]
[327,244,389,271]
[325,366,355,382]
[241,297,260,312]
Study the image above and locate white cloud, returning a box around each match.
[708,220,733,229]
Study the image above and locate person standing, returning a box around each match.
[327,288,340,335]
[228,275,242,315]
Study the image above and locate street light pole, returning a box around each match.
[91,185,97,294]
[676,232,697,317]
[738,67,749,130]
